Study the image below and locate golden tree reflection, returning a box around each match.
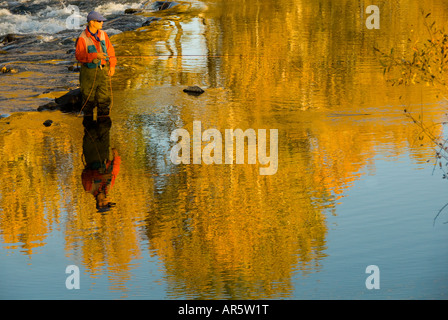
[0,0,447,299]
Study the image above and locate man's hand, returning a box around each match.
[108,66,115,77]
[96,52,108,60]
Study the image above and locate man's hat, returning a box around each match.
[87,11,107,22]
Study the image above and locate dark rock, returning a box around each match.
[55,88,81,105]
[183,86,205,95]
[60,37,76,46]
[37,102,58,111]
[9,3,48,15]
[38,88,82,113]
[125,8,142,14]
[55,88,82,112]
[43,120,53,127]
[67,66,81,72]
[66,48,76,54]
[152,1,179,11]
[142,17,162,26]
[0,34,39,52]
[103,15,148,32]
[0,34,26,44]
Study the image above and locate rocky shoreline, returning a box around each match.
[0,1,204,116]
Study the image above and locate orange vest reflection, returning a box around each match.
[81,116,121,212]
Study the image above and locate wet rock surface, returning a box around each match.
[0,1,146,112]
[38,88,82,113]
[142,17,162,26]
[152,1,180,11]
[43,119,53,127]
[183,86,205,95]
[0,0,207,113]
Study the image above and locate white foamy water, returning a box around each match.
[0,5,81,35]
[95,1,145,17]
[0,1,146,36]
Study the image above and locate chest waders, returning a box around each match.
[78,30,112,117]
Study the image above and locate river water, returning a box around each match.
[0,0,447,300]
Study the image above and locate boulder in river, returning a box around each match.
[183,86,205,95]
[37,102,59,111]
[43,120,53,127]
[38,88,82,113]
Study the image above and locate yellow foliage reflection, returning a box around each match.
[1,0,447,299]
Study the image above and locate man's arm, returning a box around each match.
[105,33,117,76]
[75,37,99,64]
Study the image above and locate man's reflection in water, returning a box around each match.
[81,116,121,212]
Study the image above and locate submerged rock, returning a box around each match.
[55,88,81,106]
[37,102,58,111]
[152,1,180,11]
[38,88,82,113]
[67,65,81,72]
[43,120,53,127]
[183,86,205,95]
[55,88,82,112]
[142,17,162,26]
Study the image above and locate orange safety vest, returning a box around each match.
[78,30,109,68]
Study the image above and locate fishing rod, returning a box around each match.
[113,54,265,58]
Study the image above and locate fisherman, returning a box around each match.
[75,11,117,117]
[81,116,121,212]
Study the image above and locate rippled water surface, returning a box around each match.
[1,0,448,299]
